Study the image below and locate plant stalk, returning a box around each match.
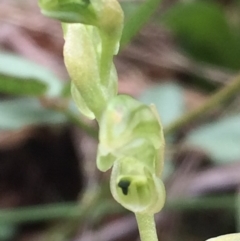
[164,73,240,135]
[135,213,159,241]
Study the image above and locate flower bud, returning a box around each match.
[64,24,117,119]
[39,0,123,120]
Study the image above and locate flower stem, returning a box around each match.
[135,213,159,241]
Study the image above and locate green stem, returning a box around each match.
[164,74,240,135]
[135,213,158,241]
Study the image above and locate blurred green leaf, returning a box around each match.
[120,1,141,21]
[61,81,71,98]
[237,192,240,232]
[184,115,240,164]
[0,195,235,224]
[0,224,17,241]
[0,52,63,97]
[121,0,162,47]
[0,98,67,130]
[161,1,240,69]
[139,82,186,126]
[0,75,47,96]
[0,202,78,224]
[166,195,236,211]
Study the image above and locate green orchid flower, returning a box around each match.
[38,1,166,241]
[206,233,240,241]
[97,95,165,214]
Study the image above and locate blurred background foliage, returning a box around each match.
[0,0,240,241]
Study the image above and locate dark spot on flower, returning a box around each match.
[118,179,131,195]
[81,0,90,6]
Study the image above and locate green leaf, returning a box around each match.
[0,202,79,224]
[0,224,17,241]
[121,0,162,47]
[237,192,240,232]
[0,98,67,130]
[139,82,185,126]
[0,52,63,97]
[120,1,141,21]
[184,115,240,164]
[161,1,240,69]
[0,74,47,96]
[61,81,71,97]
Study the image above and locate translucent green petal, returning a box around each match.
[97,95,164,173]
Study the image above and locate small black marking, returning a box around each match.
[118,179,131,195]
[81,0,90,6]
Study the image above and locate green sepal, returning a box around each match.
[38,0,97,24]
